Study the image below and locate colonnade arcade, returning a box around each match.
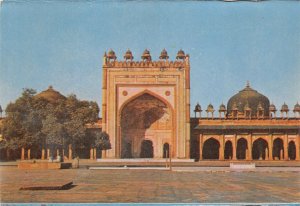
[198,133,300,161]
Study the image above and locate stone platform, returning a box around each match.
[18,161,72,169]
[83,159,300,168]
[96,158,195,162]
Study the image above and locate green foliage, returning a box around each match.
[94,131,111,150]
[1,88,103,157]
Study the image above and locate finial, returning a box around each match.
[246,81,250,88]
[49,85,53,89]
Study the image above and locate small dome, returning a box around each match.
[194,103,202,112]
[227,82,270,118]
[35,86,66,103]
[107,49,117,60]
[159,49,169,60]
[206,103,214,112]
[269,103,277,112]
[294,102,300,112]
[281,103,289,112]
[219,103,226,111]
[124,49,133,60]
[176,49,186,60]
[141,49,151,61]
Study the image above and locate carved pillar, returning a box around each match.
[232,134,237,160]
[102,150,107,159]
[27,149,31,160]
[93,148,97,159]
[296,135,300,160]
[21,147,25,160]
[68,144,72,160]
[284,134,288,160]
[41,148,45,160]
[90,148,94,160]
[199,134,203,160]
[269,134,273,161]
[47,149,50,159]
[219,135,224,160]
[265,147,269,160]
[248,133,252,160]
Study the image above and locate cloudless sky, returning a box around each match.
[1,0,300,115]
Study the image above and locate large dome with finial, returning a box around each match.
[35,86,66,103]
[227,82,270,118]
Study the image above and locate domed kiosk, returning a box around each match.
[227,82,270,118]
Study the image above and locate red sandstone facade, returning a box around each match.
[0,50,299,161]
[100,49,300,161]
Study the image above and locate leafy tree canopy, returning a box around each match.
[1,88,105,157]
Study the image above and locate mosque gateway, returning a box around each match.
[1,49,299,162]
[101,49,300,161]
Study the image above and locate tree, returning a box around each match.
[1,88,101,159]
[2,89,41,151]
[94,131,111,151]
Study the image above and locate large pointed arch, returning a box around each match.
[119,89,174,113]
[117,90,175,158]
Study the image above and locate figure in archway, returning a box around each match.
[237,138,247,160]
[273,138,283,160]
[224,141,233,160]
[288,141,296,160]
[252,138,268,160]
[202,138,220,159]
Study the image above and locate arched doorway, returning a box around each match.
[202,138,220,160]
[140,140,154,158]
[288,141,296,160]
[237,138,247,160]
[120,93,173,158]
[273,138,283,160]
[224,141,233,160]
[163,143,170,158]
[122,142,132,158]
[252,138,268,160]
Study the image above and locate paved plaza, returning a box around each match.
[0,166,299,203]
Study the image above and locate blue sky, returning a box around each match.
[1,0,300,115]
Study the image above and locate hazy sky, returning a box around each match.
[1,0,300,115]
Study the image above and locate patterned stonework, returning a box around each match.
[102,50,190,158]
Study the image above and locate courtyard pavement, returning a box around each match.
[0,166,299,203]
